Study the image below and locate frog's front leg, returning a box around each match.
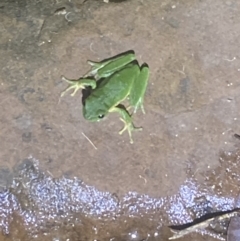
[61,76,96,97]
[109,106,142,144]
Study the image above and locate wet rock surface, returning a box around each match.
[0,154,240,240]
[1,0,240,240]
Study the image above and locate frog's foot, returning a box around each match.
[61,76,96,97]
[119,118,142,144]
[127,103,145,115]
[61,76,85,97]
[110,106,142,143]
[134,102,145,114]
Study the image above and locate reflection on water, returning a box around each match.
[0,152,240,241]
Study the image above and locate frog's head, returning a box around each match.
[83,104,107,122]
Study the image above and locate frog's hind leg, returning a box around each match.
[129,65,149,114]
[85,52,136,79]
[61,76,96,97]
[110,106,142,144]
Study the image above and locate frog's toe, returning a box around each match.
[133,101,145,114]
[141,106,145,114]
[61,88,69,97]
[119,128,133,144]
[137,105,145,114]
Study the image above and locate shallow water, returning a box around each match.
[0,152,240,241]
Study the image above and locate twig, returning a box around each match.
[169,209,240,240]
[82,132,97,149]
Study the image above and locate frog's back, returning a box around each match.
[92,64,139,108]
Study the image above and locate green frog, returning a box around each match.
[61,52,149,143]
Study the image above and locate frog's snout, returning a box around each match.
[83,107,104,122]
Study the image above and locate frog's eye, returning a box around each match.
[98,114,105,119]
[96,110,105,120]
